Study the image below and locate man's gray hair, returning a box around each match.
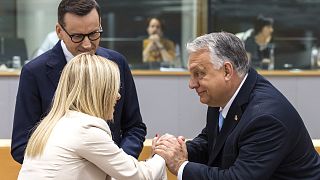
[186,32,250,77]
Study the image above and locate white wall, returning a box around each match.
[17,0,59,58]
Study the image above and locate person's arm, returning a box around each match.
[186,125,209,164]
[143,39,156,62]
[182,115,288,180]
[76,124,167,180]
[119,60,147,158]
[155,39,175,62]
[11,66,42,164]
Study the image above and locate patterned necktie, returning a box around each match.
[218,111,224,131]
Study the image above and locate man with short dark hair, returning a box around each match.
[11,0,146,164]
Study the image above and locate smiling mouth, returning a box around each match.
[197,91,206,96]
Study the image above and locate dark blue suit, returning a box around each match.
[11,41,146,164]
[184,68,320,179]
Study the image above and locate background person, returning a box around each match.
[11,0,146,164]
[33,31,59,58]
[244,15,274,69]
[18,53,167,180]
[154,32,320,179]
[142,17,175,63]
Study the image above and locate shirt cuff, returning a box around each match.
[177,161,188,180]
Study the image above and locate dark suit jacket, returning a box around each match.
[11,41,147,164]
[184,68,320,179]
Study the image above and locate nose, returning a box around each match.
[81,36,92,49]
[189,77,199,89]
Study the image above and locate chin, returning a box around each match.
[199,98,209,105]
[76,50,95,55]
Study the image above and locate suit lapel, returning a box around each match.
[46,41,67,88]
[208,106,242,164]
[206,107,219,154]
[208,68,258,165]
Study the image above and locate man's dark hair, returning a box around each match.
[58,0,101,27]
[253,15,274,35]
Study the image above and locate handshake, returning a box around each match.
[152,134,188,175]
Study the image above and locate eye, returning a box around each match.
[192,70,205,79]
[89,32,100,39]
[71,34,84,41]
[199,71,206,79]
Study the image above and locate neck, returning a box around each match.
[222,75,242,108]
[255,33,271,46]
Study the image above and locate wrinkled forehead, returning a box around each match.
[187,49,211,70]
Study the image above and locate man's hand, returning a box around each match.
[154,134,188,175]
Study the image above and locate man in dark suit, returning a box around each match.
[154,32,320,179]
[11,0,146,164]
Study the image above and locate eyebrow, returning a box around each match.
[68,27,101,35]
[189,63,205,72]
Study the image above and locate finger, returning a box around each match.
[177,136,185,142]
[159,133,175,140]
[156,139,175,148]
[152,134,160,144]
[155,144,168,151]
[158,137,179,146]
[154,146,171,158]
[177,137,185,146]
[152,137,158,150]
[158,134,177,143]
[178,139,188,158]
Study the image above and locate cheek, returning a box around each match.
[206,79,225,95]
[70,45,80,55]
[93,40,100,48]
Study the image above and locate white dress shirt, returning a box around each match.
[61,40,74,63]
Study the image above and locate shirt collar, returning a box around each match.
[61,40,74,63]
[220,73,248,118]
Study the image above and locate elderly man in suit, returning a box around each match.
[11,0,146,164]
[154,32,320,179]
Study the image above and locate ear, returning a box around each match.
[56,23,63,40]
[223,61,234,81]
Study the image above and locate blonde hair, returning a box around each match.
[25,53,120,157]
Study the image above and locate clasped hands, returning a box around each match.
[152,134,188,175]
[148,34,165,50]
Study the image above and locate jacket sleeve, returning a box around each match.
[11,66,42,164]
[119,59,147,158]
[183,115,288,180]
[76,124,166,180]
[186,125,209,164]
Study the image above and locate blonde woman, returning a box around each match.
[18,53,167,180]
